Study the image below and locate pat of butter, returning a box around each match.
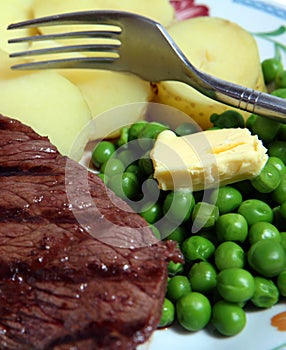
[150,128,268,191]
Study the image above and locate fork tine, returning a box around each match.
[10,56,119,71]
[7,10,125,30]
[8,30,121,44]
[10,43,120,58]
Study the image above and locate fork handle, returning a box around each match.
[184,69,286,123]
[215,81,286,123]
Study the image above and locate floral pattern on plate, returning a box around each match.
[170,0,209,19]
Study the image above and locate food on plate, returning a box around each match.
[0,1,33,53]
[150,128,268,191]
[90,92,286,336]
[5,4,270,160]
[0,54,92,160]
[0,113,182,349]
[2,0,286,345]
[154,16,266,129]
[61,69,153,139]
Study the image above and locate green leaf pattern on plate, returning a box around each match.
[271,343,286,350]
[252,25,286,60]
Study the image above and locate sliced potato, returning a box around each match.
[0,60,92,160]
[0,49,28,79]
[33,0,175,33]
[154,17,266,129]
[27,38,153,138]
[61,69,153,138]
[0,1,34,53]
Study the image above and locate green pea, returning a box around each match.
[251,276,279,308]
[277,123,286,141]
[176,292,211,331]
[168,261,184,276]
[251,115,281,143]
[272,173,286,204]
[108,172,139,200]
[167,275,191,302]
[207,126,221,130]
[191,202,219,229]
[142,175,162,203]
[216,268,255,303]
[175,122,200,136]
[273,206,286,232]
[162,224,187,244]
[128,120,148,141]
[261,58,283,84]
[251,163,281,193]
[248,240,286,277]
[211,300,246,336]
[245,113,257,131]
[140,202,162,224]
[269,141,286,164]
[215,213,248,243]
[279,200,286,219]
[210,110,245,128]
[117,127,129,147]
[210,186,243,214]
[92,141,116,167]
[148,224,161,240]
[163,190,195,224]
[238,199,273,225]
[181,236,215,263]
[138,122,168,151]
[100,158,125,178]
[138,152,154,176]
[188,261,217,293]
[116,148,135,168]
[215,241,245,270]
[158,298,175,328]
[275,69,286,88]
[125,163,142,180]
[267,156,286,175]
[248,222,281,245]
[277,270,286,296]
[281,232,286,251]
[272,88,286,99]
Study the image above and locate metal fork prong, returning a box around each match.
[10,56,119,71]
[10,43,120,58]
[8,30,121,44]
[7,11,124,30]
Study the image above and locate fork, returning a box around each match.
[7,10,286,123]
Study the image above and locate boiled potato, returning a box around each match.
[0,1,34,53]
[154,17,266,129]
[27,39,153,138]
[61,69,153,138]
[10,0,34,11]
[0,52,92,160]
[0,49,29,79]
[33,0,175,34]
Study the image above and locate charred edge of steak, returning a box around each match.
[0,114,183,350]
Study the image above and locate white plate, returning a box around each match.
[141,1,286,349]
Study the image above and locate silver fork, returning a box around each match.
[7,10,286,123]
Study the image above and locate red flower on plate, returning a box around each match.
[170,0,209,20]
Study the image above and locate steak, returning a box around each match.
[0,114,182,350]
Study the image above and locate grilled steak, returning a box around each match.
[0,115,182,350]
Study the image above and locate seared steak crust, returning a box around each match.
[0,115,181,350]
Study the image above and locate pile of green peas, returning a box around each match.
[90,57,286,337]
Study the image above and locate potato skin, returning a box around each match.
[154,17,266,129]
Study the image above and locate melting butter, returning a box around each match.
[150,128,268,191]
